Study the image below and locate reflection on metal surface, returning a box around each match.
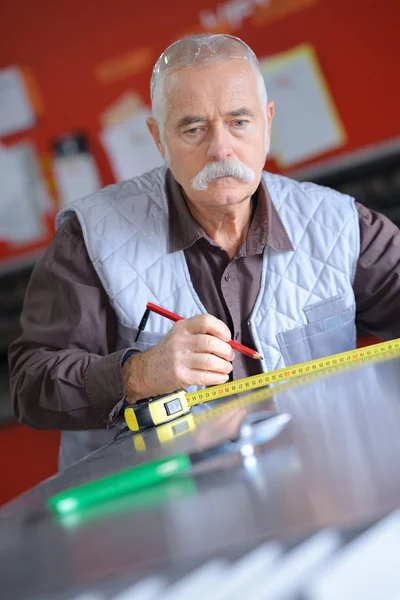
[2,355,400,598]
[48,410,291,521]
[132,413,198,453]
[50,510,400,599]
[56,476,196,530]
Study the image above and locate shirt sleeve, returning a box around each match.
[354,202,400,339]
[8,214,131,430]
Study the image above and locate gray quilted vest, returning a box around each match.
[56,166,359,469]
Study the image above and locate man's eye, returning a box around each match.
[234,120,247,127]
[186,128,200,135]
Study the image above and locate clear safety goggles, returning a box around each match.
[151,34,258,99]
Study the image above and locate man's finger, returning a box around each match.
[184,314,231,341]
[191,333,235,361]
[189,352,233,374]
[189,369,230,387]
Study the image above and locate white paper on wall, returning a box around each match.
[100,108,164,182]
[0,142,44,243]
[0,67,36,138]
[260,44,346,168]
[52,153,102,207]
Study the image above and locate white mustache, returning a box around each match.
[190,159,256,191]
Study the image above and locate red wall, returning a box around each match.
[1,0,399,169]
[1,0,399,217]
[0,0,398,500]
[0,424,59,505]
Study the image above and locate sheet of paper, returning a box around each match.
[100,108,164,181]
[0,143,44,243]
[52,153,102,207]
[100,91,143,128]
[0,67,36,138]
[260,44,346,168]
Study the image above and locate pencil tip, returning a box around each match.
[253,353,263,360]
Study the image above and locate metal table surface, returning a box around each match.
[1,356,400,598]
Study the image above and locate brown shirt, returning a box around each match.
[8,171,400,430]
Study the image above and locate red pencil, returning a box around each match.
[146,302,263,360]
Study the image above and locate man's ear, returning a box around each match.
[266,101,275,138]
[147,117,167,160]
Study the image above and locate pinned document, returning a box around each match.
[100,92,164,181]
[0,67,39,138]
[0,142,44,243]
[260,44,346,168]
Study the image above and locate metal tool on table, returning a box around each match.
[48,411,291,518]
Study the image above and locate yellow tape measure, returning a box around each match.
[124,337,400,434]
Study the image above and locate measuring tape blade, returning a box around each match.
[125,338,400,433]
[185,338,400,407]
[191,342,400,429]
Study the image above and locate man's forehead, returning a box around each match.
[164,62,260,116]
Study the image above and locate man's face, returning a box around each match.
[148,60,274,209]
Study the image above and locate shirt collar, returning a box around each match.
[165,169,294,254]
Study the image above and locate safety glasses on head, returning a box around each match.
[151,34,259,100]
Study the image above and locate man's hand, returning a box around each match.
[123,314,234,404]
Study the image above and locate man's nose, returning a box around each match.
[207,125,234,161]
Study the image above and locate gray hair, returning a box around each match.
[150,34,268,145]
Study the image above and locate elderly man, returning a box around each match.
[9,34,400,468]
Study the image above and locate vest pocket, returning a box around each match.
[118,323,166,352]
[276,295,356,366]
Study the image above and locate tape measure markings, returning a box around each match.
[130,343,400,450]
[125,338,400,435]
[190,344,400,428]
[186,338,400,408]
